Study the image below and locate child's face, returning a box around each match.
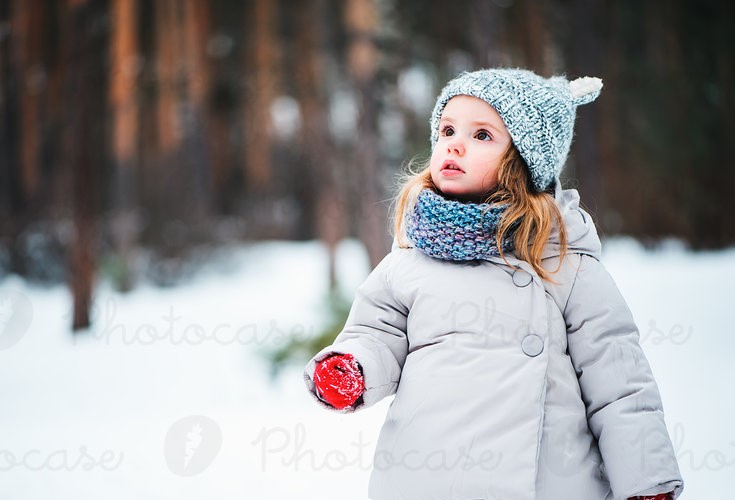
[430,95,512,202]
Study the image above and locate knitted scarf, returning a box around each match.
[405,189,514,261]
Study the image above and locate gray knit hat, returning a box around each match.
[430,68,602,192]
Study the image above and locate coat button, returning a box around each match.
[521,334,544,357]
[512,269,533,287]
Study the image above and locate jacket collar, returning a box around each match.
[542,181,601,260]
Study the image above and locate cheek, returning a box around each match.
[429,148,443,170]
[429,149,443,179]
[482,169,500,190]
[477,158,502,186]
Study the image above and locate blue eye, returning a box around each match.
[476,130,492,141]
[441,125,454,137]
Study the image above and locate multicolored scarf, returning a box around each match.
[405,189,514,261]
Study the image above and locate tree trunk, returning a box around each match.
[155,0,181,154]
[178,0,212,227]
[296,0,345,290]
[345,0,388,269]
[469,0,509,68]
[183,0,209,110]
[517,0,553,74]
[64,0,106,330]
[0,1,21,221]
[556,0,605,208]
[597,1,623,233]
[109,0,140,292]
[243,0,277,190]
[13,0,43,202]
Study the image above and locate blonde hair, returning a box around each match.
[392,143,567,281]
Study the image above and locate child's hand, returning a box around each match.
[313,353,365,410]
[628,493,673,500]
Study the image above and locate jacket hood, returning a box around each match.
[543,182,601,260]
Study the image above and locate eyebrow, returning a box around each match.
[440,116,505,136]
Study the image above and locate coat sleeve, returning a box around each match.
[303,251,409,413]
[564,254,684,499]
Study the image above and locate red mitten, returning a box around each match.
[313,353,365,410]
[629,493,673,500]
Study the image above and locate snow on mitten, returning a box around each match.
[313,353,365,410]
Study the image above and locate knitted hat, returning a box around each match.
[430,68,602,192]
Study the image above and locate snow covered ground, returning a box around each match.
[0,238,733,499]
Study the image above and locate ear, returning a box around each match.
[569,77,603,106]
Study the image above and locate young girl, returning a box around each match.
[303,68,684,500]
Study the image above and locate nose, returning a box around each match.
[447,138,465,156]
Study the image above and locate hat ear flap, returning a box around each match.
[569,76,603,106]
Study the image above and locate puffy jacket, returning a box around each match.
[304,186,684,500]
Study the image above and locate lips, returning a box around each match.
[441,160,464,175]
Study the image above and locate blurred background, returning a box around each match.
[1,0,734,499]
[1,0,733,329]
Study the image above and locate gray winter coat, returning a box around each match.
[304,187,684,500]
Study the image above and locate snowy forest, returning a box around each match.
[1,0,733,330]
[2,2,735,499]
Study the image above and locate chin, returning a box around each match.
[438,187,491,204]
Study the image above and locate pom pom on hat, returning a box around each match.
[430,68,603,192]
[570,76,603,106]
